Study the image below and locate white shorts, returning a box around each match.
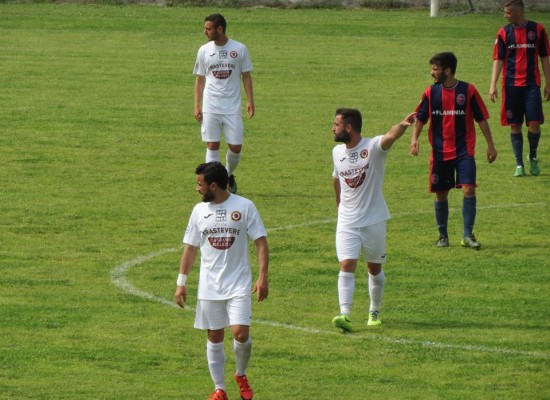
[194,295,252,330]
[336,221,387,263]
[201,113,244,145]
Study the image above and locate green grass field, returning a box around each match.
[1,4,549,399]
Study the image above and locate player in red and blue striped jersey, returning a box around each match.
[411,52,498,249]
[490,0,550,177]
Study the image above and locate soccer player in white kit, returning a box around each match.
[174,162,269,400]
[193,14,255,195]
[331,108,415,332]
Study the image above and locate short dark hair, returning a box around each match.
[504,0,524,9]
[430,52,458,75]
[195,161,228,190]
[205,14,227,33]
[335,108,362,133]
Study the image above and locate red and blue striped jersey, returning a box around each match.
[493,21,550,87]
[415,81,489,162]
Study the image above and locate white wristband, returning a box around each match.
[176,273,187,286]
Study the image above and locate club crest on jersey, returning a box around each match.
[208,236,235,250]
[216,210,227,222]
[230,51,238,58]
[456,94,465,106]
[528,31,536,41]
[349,152,359,163]
[231,211,242,222]
[219,50,227,59]
[360,149,368,159]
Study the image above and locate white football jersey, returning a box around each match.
[332,136,391,228]
[183,194,266,300]
[193,38,253,115]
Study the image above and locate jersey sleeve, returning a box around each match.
[246,201,267,241]
[414,88,431,124]
[493,28,507,61]
[193,46,206,76]
[240,45,253,73]
[469,84,490,122]
[183,206,201,246]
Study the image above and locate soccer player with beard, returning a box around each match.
[411,52,498,250]
[489,0,550,177]
[331,108,415,332]
[174,162,268,400]
[193,14,255,194]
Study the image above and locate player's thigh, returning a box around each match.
[455,156,477,187]
[194,299,229,330]
[201,113,223,143]
[226,295,252,327]
[502,86,526,126]
[360,221,387,264]
[430,159,455,192]
[221,114,244,145]
[336,226,362,262]
[524,86,544,125]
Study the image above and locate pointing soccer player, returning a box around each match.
[175,162,268,400]
[331,108,416,332]
[411,52,497,250]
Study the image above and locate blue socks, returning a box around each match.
[462,196,476,237]
[435,200,449,238]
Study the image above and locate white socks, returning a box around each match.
[226,149,241,176]
[233,337,252,377]
[207,337,252,390]
[338,271,355,316]
[368,269,385,312]
[207,340,226,391]
[206,149,220,163]
[338,269,385,316]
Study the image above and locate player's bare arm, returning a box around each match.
[333,177,341,208]
[541,56,550,101]
[194,75,205,122]
[242,72,255,118]
[381,112,416,151]
[252,236,269,302]
[410,119,425,156]
[489,60,503,103]
[174,244,198,308]
[478,120,498,163]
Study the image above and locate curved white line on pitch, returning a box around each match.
[110,201,550,359]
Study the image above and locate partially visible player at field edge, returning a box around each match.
[331,108,416,333]
[489,0,550,177]
[412,52,497,250]
[174,162,268,400]
[193,14,255,194]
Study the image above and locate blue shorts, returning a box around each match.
[501,86,544,126]
[430,156,477,192]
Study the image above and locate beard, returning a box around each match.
[334,131,351,143]
[435,71,448,84]
[201,190,215,203]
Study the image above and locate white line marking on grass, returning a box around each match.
[110,201,549,359]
